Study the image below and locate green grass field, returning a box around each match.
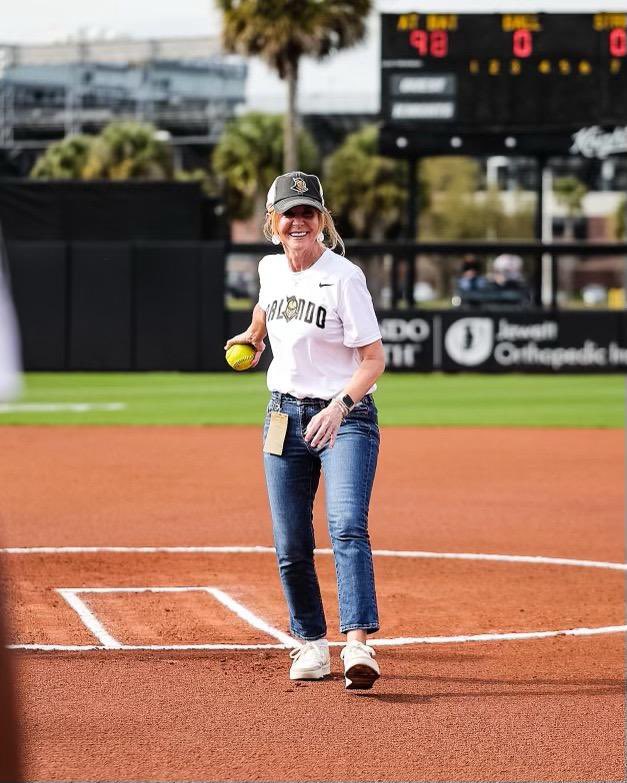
[0,372,623,427]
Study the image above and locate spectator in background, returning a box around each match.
[491,253,525,287]
[491,253,531,304]
[456,255,490,293]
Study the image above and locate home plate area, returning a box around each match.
[6,547,625,651]
[54,586,294,649]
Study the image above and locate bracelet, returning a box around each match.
[331,397,350,418]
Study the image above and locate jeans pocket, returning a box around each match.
[347,400,376,422]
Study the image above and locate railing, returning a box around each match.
[227,240,627,311]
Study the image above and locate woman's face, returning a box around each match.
[277,205,322,254]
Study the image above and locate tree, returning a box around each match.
[217,0,371,170]
[30,134,94,179]
[82,121,174,180]
[212,111,317,221]
[419,157,485,239]
[553,175,587,239]
[419,157,533,240]
[31,122,174,181]
[324,125,406,239]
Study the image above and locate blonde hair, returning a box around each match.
[263,206,345,256]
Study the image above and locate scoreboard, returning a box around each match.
[380,12,627,156]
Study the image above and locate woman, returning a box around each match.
[225,171,385,690]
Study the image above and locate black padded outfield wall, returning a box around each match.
[200,244,230,371]
[133,242,227,371]
[7,241,226,371]
[7,242,68,370]
[134,244,200,371]
[0,181,205,241]
[70,243,132,370]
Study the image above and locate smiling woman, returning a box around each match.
[262,176,345,258]
[224,170,386,690]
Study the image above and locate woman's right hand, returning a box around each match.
[224,305,267,368]
[224,330,266,368]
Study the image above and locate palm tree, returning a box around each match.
[30,134,94,179]
[31,122,174,181]
[213,111,317,222]
[82,121,174,180]
[217,0,372,171]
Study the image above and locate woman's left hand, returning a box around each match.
[304,400,345,449]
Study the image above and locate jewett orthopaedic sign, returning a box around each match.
[378,311,627,372]
[444,316,617,370]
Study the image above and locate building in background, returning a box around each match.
[0,37,247,173]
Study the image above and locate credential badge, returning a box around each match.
[284,295,299,322]
[291,177,308,195]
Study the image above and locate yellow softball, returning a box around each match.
[225,343,256,372]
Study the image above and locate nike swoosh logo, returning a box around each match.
[319,283,334,287]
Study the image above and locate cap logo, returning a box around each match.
[291,177,308,195]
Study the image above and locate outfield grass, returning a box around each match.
[0,372,623,427]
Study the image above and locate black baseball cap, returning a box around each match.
[266,171,325,213]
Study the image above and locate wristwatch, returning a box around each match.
[339,393,355,412]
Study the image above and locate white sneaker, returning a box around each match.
[289,640,331,680]
[340,640,380,690]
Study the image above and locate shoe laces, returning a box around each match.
[340,640,376,660]
[290,641,327,664]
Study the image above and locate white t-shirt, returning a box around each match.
[257,248,381,399]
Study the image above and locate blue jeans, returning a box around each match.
[263,392,380,641]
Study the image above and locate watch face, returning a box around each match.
[342,394,355,410]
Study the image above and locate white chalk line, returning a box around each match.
[0,402,126,413]
[55,586,295,651]
[2,544,626,572]
[7,643,285,651]
[6,547,626,651]
[207,587,295,647]
[9,625,627,652]
[57,589,122,649]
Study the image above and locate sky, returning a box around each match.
[3,1,627,112]
[4,1,627,45]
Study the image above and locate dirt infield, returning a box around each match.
[0,426,624,781]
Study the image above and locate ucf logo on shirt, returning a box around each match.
[266,295,327,329]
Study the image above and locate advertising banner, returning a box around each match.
[379,312,434,371]
[378,310,627,373]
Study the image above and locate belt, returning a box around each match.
[270,391,373,407]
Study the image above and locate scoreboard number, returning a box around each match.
[512,28,533,58]
[609,27,626,56]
